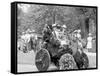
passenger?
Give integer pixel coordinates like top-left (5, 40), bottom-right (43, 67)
top-left (51, 23), bottom-right (61, 47)
top-left (42, 24), bottom-right (51, 42)
top-left (76, 30), bottom-right (81, 39)
top-left (52, 23), bottom-right (58, 39)
top-left (76, 30), bottom-right (83, 54)
top-left (62, 25), bottom-right (66, 34)
top-left (73, 30), bottom-right (78, 38)
top-left (60, 25), bottom-right (68, 46)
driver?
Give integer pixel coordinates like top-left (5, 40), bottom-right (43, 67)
top-left (42, 24), bottom-right (51, 42)
top-left (52, 23), bottom-right (63, 40)
top-left (52, 24), bottom-right (69, 46)
top-left (76, 30), bottom-right (83, 54)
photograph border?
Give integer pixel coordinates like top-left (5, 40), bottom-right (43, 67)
top-left (11, 1), bottom-right (98, 74)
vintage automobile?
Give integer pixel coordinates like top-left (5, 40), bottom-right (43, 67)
top-left (35, 24), bottom-right (89, 71)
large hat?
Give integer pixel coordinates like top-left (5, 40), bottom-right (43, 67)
top-left (89, 33), bottom-right (92, 36)
top-left (62, 25), bottom-right (67, 28)
top-left (77, 29), bottom-right (81, 33)
top-left (74, 30), bottom-right (78, 33)
top-left (52, 23), bottom-right (57, 27)
top-left (57, 24), bottom-right (61, 27)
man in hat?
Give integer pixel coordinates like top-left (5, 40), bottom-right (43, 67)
top-left (77, 29), bottom-right (81, 39)
top-left (59, 24), bottom-right (69, 46)
top-left (62, 25), bottom-right (66, 31)
top-left (42, 24), bottom-right (52, 42)
top-left (73, 30), bottom-right (89, 69)
top-left (52, 23), bottom-right (58, 39)
top-left (76, 29), bottom-right (83, 54)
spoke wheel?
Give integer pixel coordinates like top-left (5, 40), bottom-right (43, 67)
top-left (35, 48), bottom-right (50, 71)
top-left (59, 53), bottom-right (76, 70)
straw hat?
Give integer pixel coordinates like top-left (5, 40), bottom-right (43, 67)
top-left (62, 25), bottom-right (67, 28)
top-left (52, 23), bottom-right (56, 27)
top-left (89, 33), bottom-right (92, 36)
top-left (77, 29), bottom-right (81, 33)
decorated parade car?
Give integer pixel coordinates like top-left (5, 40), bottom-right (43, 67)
top-left (35, 24), bottom-right (89, 71)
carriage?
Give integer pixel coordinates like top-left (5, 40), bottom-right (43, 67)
top-left (35, 24), bottom-right (89, 71)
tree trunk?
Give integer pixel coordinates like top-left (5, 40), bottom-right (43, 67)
top-left (80, 15), bottom-right (88, 39)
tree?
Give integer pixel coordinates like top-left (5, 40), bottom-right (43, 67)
top-left (17, 4), bottom-right (96, 39)
top-left (75, 7), bottom-right (97, 38)
top-left (18, 4), bottom-right (79, 35)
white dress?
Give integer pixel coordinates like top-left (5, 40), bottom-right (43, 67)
top-left (87, 36), bottom-right (92, 49)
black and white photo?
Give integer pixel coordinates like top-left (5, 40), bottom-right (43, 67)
top-left (11, 2), bottom-right (98, 74)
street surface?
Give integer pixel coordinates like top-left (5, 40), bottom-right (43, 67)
top-left (17, 50), bottom-right (96, 72)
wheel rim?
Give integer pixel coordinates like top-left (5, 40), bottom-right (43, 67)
top-left (59, 53), bottom-right (76, 70)
top-left (35, 48), bottom-right (50, 71)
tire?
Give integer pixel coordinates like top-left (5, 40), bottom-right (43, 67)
top-left (59, 53), bottom-right (76, 70)
top-left (73, 51), bottom-right (89, 69)
top-left (81, 52), bottom-right (89, 69)
top-left (35, 48), bottom-right (50, 71)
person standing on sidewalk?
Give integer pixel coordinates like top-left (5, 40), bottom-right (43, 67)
top-left (87, 33), bottom-right (92, 52)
